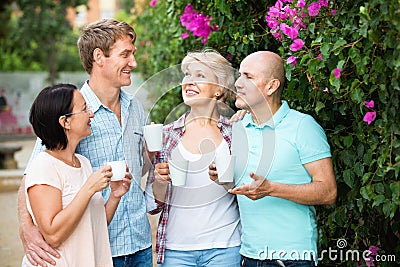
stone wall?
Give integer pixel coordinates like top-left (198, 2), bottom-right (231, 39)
top-left (0, 71), bottom-right (149, 136)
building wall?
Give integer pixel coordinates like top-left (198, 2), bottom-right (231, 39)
top-left (0, 72), bottom-right (149, 136)
top-left (67, 0), bottom-right (117, 28)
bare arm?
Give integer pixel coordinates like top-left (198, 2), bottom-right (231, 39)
top-left (229, 157), bottom-right (337, 205)
top-left (18, 175), bottom-right (59, 266)
top-left (28, 166), bottom-right (111, 248)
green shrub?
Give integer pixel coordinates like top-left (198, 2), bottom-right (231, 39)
top-left (133, 1), bottom-right (399, 265)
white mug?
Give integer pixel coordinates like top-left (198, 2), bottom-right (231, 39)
top-left (143, 123), bottom-right (163, 152)
top-left (214, 155), bottom-right (236, 183)
top-left (168, 159), bottom-right (189, 186)
top-left (106, 160), bottom-right (126, 181)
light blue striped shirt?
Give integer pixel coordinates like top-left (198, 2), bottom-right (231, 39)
top-left (27, 81), bottom-right (152, 257)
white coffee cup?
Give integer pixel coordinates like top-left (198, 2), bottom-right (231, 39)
top-left (143, 123), bottom-right (163, 152)
top-left (168, 159), bottom-right (189, 186)
top-left (214, 155), bottom-right (236, 183)
top-left (107, 160), bottom-right (126, 181)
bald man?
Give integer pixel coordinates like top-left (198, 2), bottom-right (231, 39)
top-left (210, 51), bottom-right (337, 266)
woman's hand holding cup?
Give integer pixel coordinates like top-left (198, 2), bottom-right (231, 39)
top-left (110, 164), bottom-right (132, 198)
top-left (155, 162), bottom-right (171, 184)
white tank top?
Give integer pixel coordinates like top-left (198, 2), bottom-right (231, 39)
top-left (165, 139), bottom-right (241, 250)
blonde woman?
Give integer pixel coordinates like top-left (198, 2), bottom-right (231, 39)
top-left (149, 49), bottom-right (241, 266)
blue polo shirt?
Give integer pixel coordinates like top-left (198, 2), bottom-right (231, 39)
top-left (231, 101), bottom-right (331, 263)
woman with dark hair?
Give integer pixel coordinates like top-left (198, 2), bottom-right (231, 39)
top-left (22, 84), bottom-right (131, 267)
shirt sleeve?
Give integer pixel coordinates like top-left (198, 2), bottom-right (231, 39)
top-left (296, 115), bottom-right (332, 164)
top-left (25, 153), bottom-right (62, 191)
top-left (24, 137), bottom-right (45, 175)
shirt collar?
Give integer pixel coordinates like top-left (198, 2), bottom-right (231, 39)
top-left (242, 100), bottom-right (290, 129)
top-left (80, 81), bottom-right (134, 113)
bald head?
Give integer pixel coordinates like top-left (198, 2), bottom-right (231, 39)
top-left (243, 51), bottom-right (285, 94)
top-left (247, 51), bottom-right (284, 82)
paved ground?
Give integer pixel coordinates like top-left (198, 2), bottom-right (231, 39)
top-left (0, 191), bottom-right (23, 267)
top-left (0, 137), bottom-right (34, 267)
top-left (0, 137), bottom-right (159, 266)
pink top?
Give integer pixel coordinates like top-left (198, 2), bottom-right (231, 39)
top-left (22, 152), bottom-right (112, 267)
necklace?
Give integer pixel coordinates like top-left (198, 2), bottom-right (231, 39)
top-left (72, 155), bottom-right (76, 167)
top-left (47, 150), bottom-right (77, 167)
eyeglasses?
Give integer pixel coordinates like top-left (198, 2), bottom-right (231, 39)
top-left (62, 107), bottom-right (93, 118)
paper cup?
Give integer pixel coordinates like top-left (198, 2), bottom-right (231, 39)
top-left (214, 155), bottom-right (236, 183)
top-left (168, 159), bottom-right (189, 186)
top-left (143, 123), bottom-right (163, 152)
top-left (107, 160), bottom-right (126, 181)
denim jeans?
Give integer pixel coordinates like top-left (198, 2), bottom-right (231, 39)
top-left (159, 246), bottom-right (241, 266)
top-left (112, 246), bottom-right (153, 267)
top-left (241, 256), bottom-right (315, 267)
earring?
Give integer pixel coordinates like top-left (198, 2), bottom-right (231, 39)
top-left (215, 92), bottom-right (220, 97)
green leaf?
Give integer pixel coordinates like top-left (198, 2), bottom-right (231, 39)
top-left (227, 46), bottom-right (235, 55)
top-left (360, 185), bottom-right (374, 201)
top-left (362, 172), bottom-right (372, 185)
top-left (390, 182), bottom-right (400, 200)
top-left (343, 135), bottom-right (353, 147)
top-left (315, 101), bottom-right (325, 114)
top-left (373, 183), bottom-right (385, 194)
top-left (321, 42), bottom-right (330, 56)
top-left (354, 162), bottom-right (364, 177)
top-left (333, 39), bottom-right (347, 51)
top-left (372, 194), bottom-right (386, 207)
top-left (350, 88), bottom-right (364, 102)
top-left (343, 169), bottom-right (355, 188)
top-left (308, 22), bottom-right (315, 34)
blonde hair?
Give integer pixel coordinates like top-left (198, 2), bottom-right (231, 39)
top-left (181, 49), bottom-right (235, 115)
top-left (77, 19), bottom-right (136, 74)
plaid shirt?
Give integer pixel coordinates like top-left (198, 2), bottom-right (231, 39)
top-left (148, 112), bottom-right (232, 264)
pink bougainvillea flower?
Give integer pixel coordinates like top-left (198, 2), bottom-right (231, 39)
top-left (333, 68), bottom-right (341, 78)
top-left (317, 53), bottom-right (323, 60)
top-left (323, 87), bottom-right (329, 93)
top-left (180, 32), bottom-right (189, 39)
top-left (289, 38), bottom-right (304, 51)
top-left (364, 100), bottom-right (374, 108)
top-left (267, 17), bottom-right (280, 30)
top-left (180, 4), bottom-right (217, 44)
top-left (272, 31), bottom-right (284, 42)
top-left (369, 246), bottom-right (379, 256)
top-left (150, 0), bottom-right (157, 7)
top-left (331, 9), bottom-right (337, 16)
top-left (286, 56), bottom-right (297, 67)
top-left (365, 256), bottom-right (375, 267)
top-left (226, 54), bottom-right (233, 61)
top-left (297, 0), bottom-right (306, 8)
top-left (319, 0), bottom-right (328, 7)
top-left (363, 111), bottom-right (376, 125)
top-left (268, 6), bottom-right (281, 18)
top-left (308, 2), bottom-right (321, 16)
top-left (283, 5), bottom-right (297, 19)
top-left (280, 23), bottom-right (298, 39)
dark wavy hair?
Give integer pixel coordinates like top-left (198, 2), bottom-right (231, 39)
top-left (29, 84), bottom-right (77, 150)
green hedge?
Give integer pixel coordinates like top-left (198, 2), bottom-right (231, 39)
top-left (133, 0), bottom-right (399, 265)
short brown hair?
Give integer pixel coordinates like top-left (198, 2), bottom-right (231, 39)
top-left (77, 19), bottom-right (136, 74)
